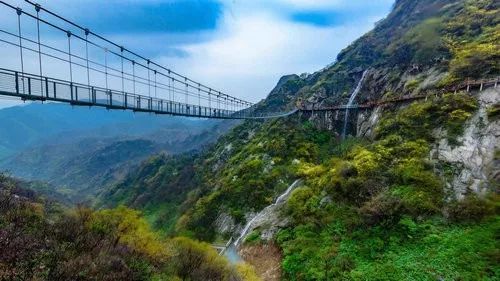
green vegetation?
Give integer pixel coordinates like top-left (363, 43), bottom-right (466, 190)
top-left (487, 103), bottom-right (500, 121)
top-left (0, 175), bottom-right (258, 280)
top-left (98, 153), bottom-right (200, 235)
top-left (376, 93), bottom-right (478, 144)
top-left (275, 94), bottom-right (498, 280)
top-left (445, 0), bottom-right (500, 81)
top-left (176, 118), bottom-right (339, 241)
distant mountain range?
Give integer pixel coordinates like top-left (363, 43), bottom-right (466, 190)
top-left (0, 102), bottom-right (238, 201)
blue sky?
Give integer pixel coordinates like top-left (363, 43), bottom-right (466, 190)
top-left (0, 0), bottom-right (394, 107)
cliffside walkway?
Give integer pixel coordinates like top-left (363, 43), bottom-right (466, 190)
top-left (298, 77), bottom-right (499, 113)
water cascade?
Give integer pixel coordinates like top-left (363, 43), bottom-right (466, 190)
top-left (233, 179), bottom-right (302, 247)
top-left (341, 70), bottom-right (368, 139)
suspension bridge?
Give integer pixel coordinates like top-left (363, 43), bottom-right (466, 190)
top-left (0, 1), bottom-right (296, 119)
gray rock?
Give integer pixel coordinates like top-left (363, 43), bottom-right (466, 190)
top-left (431, 87), bottom-right (500, 199)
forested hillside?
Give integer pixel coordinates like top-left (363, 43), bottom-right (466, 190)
top-left (97, 0), bottom-right (499, 279)
top-left (0, 103), bottom-right (236, 202)
top-left (1, 0), bottom-right (498, 280)
top-left (0, 174), bottom-right (259, 280)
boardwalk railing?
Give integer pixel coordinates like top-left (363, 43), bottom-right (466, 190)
top-left (0, 68), bottom-right (248, 119)
top-left (299, 76), bottom-right (499, 112)
top-left (0, 68), bottom-right (298, 120)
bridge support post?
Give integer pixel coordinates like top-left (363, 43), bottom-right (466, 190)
top-left (15, 72), bottom-right (19, 94)
top-left (70, 83), bottom-right (73, 100)
top-left (53, 81), bottom-right (56, 98)
top-left (27, 77), bottom-right (31, 96)
top-left (45, 77), bottom-right (49, 98)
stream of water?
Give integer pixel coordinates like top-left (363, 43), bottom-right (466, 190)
top-left (223, 179), bottom-right (302, 263)
top-left (233, 179), bottom-right (302, 247)
top-left (342, 70), bottom-right (368, 139)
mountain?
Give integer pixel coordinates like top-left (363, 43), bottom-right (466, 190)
top-left (97, 0), bottom-right (499, 280)
top-left (0, 102), bottom-right (220, 158)
top-left (0, 102), bottom-right (238, 201)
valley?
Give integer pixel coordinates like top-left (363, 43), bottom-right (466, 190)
top-left (0, 0), bottom-right (499, 280)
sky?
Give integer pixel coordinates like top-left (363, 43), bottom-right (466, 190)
top-left (0, 0), bottom-right (394, 108)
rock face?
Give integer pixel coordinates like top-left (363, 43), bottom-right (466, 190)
top-left (356, 87), bottom-right (499, 199)
top-left (357, 107), bottom-right (382, 139)
top-left (235, 180), bottom-right (302, 244)
top-left (215, 212), bottom-right (237, 235)
top-left (431, 87), bottom-right (500, 199)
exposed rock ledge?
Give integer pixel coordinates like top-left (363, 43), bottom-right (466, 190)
top-left (431, 88), bottom-right (499, 199)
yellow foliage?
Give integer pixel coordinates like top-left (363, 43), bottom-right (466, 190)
top-left (351, 147), bottom-right (381, 177)
top-left (297, 162), bottom-right (326, 178)
top-left (236, 263), bottom-right (261, 281)
top-left (89, 206), bottom-right (172, 260)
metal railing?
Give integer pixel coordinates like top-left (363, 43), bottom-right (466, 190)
top-left (0, 68), bottom-right (298, 119)
top-left (0, 68), bottom-right (243, 119)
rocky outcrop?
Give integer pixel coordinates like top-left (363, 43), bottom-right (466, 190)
top-left (215, 212), bottom-right (237, 235)
top-left (431, 87), bottom-right (500, 199)
top-left (357, 107), bottom-right (382, 139)
top-left (235, 180), bottom-right (302, 245)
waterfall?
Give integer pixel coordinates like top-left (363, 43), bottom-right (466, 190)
top-left (342, 70), bottom-right (368, 139)
top-left (233, 179), bottom-right (302, 247)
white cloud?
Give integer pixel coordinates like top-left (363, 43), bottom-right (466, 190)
top-left (275, 0), bottom-right (351, 9)
top-left (250, 0), bottom-right (394, 11)
top-left (156, 9), bottom-right (383, 103)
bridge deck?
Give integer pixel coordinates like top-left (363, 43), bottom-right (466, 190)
top-left (0, 69), bottom-right (252, 119)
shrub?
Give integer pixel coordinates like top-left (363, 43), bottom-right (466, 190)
top-left (359, 191), bottom-right (402, 225)
top-left (487, 104), bottom-right (500, 121)
top-left (447, 194), bottom-right (496, 222)
top-left (244, 230), bottom-right (261, 244)
top-left (405, 79), bottom-right (420, 91)
top-left (449, 41), bottom-right (500, 79)
top-left (287, 187), bottom-right (321, 222)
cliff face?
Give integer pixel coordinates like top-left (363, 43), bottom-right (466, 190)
top-left (432, 87), bottom-right (499, 199)
top-left (356, 86), bottom-right (499, 200)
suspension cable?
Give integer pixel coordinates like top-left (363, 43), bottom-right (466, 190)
top-left (120, 47), bottom-right (124, 94)
top-left (0, 1), bottom-right (256, 112)
top-left (208, 89), bottom-right (212, 114)
top-left (104, 48), bottom-right (108, 89)
top-left (147, 60), bottom-right (151, 98)
top-left (84, 28), bottom-right (90, 88)
top-left (184, 78), bottom-right (188, 106)
top-left (35, 4), bottom-right (42, 92)
top-left (154, 70), bottom-right (157, 99)
top-left (16, 8), bottom-right (24, 93)
top-left (16, 8), bottom-right (23, 74)
top-left (67, 31), bottom-right (72, 83)
top-left (132, 60), bottom-right (136, 95)
top-left (20, 0), bottom-right (253, 106)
